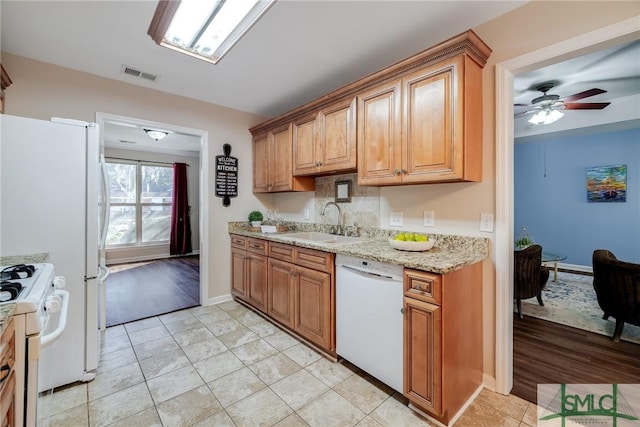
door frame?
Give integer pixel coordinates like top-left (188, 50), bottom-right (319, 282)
top-left (494, 16), bottom-right (640, 395)
top-left (95, 112), bottom-right (210, 306)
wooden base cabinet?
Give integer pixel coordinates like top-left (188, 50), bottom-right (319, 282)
top-left (294, 265), bottom-right (332, 350)
top-left (267, 258), bottom-right (296, 330)
top-left (403, 262), bottom-right (482, 425)
top-left (232, 235), bottom-right (336, 354)
top-left (0, 317), bottom-right (15, 427)
top-left (230, 236), bottom-right (268, 312)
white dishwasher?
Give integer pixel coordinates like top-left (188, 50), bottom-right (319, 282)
top-left (336, 254), bottom-right (404, 393)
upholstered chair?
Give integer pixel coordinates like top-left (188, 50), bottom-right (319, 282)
top-left (514, 244), bottom-right (550, 318)
top-left (592, 249), bottom-right (640, 342)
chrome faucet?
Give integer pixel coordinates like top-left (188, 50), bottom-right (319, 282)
top-left (321, 201), bottom-right (342, 235)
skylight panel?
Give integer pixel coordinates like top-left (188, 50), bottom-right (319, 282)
top-left (148, 0), bottom-right (276, 64)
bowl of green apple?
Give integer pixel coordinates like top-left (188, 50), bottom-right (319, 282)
top-left (389, 232), bottom-right (434, 251)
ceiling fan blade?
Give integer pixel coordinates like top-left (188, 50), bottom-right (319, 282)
top-left (514, 110), bottom-right (535, 118)
top-left (564, 102), bottom-right (611, 110)
top-left (514, 103), bottom-right (530, 107)
top-left (561, 88), bottom-right (606, 102)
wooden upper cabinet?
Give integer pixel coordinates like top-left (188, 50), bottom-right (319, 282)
top-left (357, 80), bottom-right (403, 185)
top-left (293, 97), bottom-right (357, 176)
top-left (251, 30), bottom-right (490, 189)
top-left (358, 54), bottom-right (483, 186)
top-left (1, 64), bottom-right (12, 115)
top-left (253, 124), bottom-right (314, 193)
top-left (252, 133), bottom-right (270, 192)
top-left (292, 113), bottom-right (319, 175)
top-left (271, 123), bottom-right (295, 192)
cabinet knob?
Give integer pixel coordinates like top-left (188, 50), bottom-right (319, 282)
top-left (400, 308), bottom-right (406, 315)
top-left (393, 168), bottom-right (400, 176)
top-left (401, 169), bottom-right (407, 174)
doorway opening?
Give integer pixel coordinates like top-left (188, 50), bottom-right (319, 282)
top-left (494, 17), bottom-right (639, 395)
top-left (96, 112), bottom-right (209, 327)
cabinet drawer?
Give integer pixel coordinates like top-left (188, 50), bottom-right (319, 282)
top-left (247, 238), bottom-right (268, 256)
top-left (269, 242), bottom-right (295, 263)
top-left (295, 247), bottom-right (334, 273)
top-left (230, 234), bottom-right (247, 249)
top-left (404, 269), bottom-right (441, 305)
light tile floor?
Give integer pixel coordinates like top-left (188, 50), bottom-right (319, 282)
top-left (38, 301), bottom-right (537, 427)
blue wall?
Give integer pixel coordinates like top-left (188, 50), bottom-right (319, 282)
top-left (515, 127), bottom-right (640, 267)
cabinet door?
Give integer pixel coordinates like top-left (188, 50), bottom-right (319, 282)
top-left (267, 258), bottom-right (296, 329)
top-left (246, 254), bottom-right (268, 312)
top-left (404, 297), bottom-right (442, 415)
top-left (357, 80), bottom-right (402, 185)
top-left (318, 97), bottom-right (357, 173)
top-left (402, 56), bottom-right (462, 183)
top-left (253, 133), bottom-right (270, 192)
top-left (293, 113), bottom-right (320, 176)
top-left (231, 247), bottom-right (247, 299)
top-left (294, 265), bottom-right (332, 351)
top-left (270, 123), bottom-right (294, 192)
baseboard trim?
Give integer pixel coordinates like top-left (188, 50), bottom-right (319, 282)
top-left (208, 293), bottom-right (233, 306)
top-left (107, 251), bottom-right (200, 266)
top-left (482, 374), bottom-right (497, 393)
top-left (408, 385), bottom-right (483, 426)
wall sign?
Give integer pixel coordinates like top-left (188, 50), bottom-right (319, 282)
top-left (215, 143), bottom-right (238, 206)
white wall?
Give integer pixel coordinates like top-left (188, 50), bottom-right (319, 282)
top-left (1, 53), bottom-right (270, 304)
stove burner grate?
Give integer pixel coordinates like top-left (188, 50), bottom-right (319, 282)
top-left (1, 264), bottom-right (35, 280)
top-left (0, 280), bottom-right (24, 302)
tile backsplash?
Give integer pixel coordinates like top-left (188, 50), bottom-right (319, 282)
top-left (313, 173), bottom-right (380, 228)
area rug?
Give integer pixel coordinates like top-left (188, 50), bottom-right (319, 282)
top-left (520, 271), bottom-right (640, 345)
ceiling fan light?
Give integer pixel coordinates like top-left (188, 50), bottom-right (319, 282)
top-left (528, 109), bottom-right (564, 125)
top-left (545, 109), bottom-right (564, 124)
top-left (144, 129), bottom-right (169, 141)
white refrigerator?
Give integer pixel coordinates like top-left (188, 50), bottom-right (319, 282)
top-left (0, 114), bottom-right (107, 391)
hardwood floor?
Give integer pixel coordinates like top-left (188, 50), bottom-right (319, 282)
top-left (512, 314), bottom-right (640, 403)
top-left (106, 256), bottom-right (200, 327)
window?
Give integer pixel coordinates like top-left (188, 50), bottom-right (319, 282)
top-left (147, 0), bottom-right (276, 64)
top-left (106, 160), bottom-right (173, 246)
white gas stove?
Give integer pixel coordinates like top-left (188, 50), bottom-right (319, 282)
top-left (0, 263), bottom-right (69, 427)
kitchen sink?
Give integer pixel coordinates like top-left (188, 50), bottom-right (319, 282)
top-left (284, 231), bottom-right (372, 246)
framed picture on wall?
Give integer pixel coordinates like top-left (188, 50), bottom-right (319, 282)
top-left (586, 164), bottom-right (627, 203)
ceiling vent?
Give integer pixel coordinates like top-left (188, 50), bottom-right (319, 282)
top-left (121, 65), bottom-right (158, 82)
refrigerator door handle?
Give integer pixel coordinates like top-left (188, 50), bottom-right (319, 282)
top-left (99, 154), bottom-right (110, 253)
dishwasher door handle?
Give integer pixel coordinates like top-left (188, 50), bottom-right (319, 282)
top-left (338, 264), bottom-right (399, 281)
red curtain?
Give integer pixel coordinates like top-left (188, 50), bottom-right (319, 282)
top-left (170, 163), bottom-right (192, 255)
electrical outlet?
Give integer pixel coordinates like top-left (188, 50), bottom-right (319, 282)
top-left (304, 208), bottom-right (310, 220)
top-left (480, 213), bottom-right (494, 232)
top-left (390, 212), bottom-right (403, 227)
top-left (423, 211), bottom-right (435, 227)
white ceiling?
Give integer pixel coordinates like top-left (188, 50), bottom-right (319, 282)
top-left (513, 39), bottom-right (640, 139)
top-left (0, 0), bottom-right (526, 119)
top-left (2, 1), bottom-right (637, 150)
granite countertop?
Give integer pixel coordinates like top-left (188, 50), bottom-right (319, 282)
top-left (229, 222), bottom-right (488, 274)
top-left (0, 303), bottom-right (16, 334)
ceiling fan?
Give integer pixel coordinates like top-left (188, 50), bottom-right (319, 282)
top-left (514, 81), bottom-right (611, 125)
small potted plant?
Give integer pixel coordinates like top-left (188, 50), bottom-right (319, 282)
top-left (248, 210), bottom-right (264, 227)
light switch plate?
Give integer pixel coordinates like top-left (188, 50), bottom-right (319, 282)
top-left (480, 213), bottom-right (494, 232)
top-left (304, 208), bottom-right (310, 220)
top-left (423, 211), bottom-right (434, 227)
top-left (390, 212), bottom-right (403, 227)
